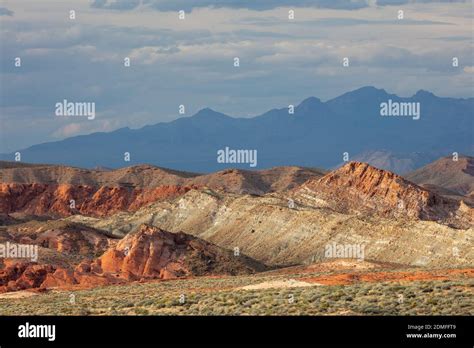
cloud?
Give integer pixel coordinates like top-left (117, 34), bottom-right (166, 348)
top-left (240, 16), bottom-right (453, 27)
top-left (89, 0), bottom-right (470, 12)
top-left (51, 119), bottom-right (123, 139)
top-left (376, 0), bottom-right (468, 5)
top-left (90, 0), bottom-right (369, 12)
top-left (0, 0), bottom-right (472, 152)
top-left (147, 0), bottom-right (369, 11)
top-left (0, 7), bottom-right (13, 16)
top-left (91, 0), bottom-right (141, 10)
top-left (51, 123), bottom-right (84, 138)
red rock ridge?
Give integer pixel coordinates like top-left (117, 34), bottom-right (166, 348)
top-left (0, 183), bottom-right (196, 217)
top-left (298, 162), bottom-right (472, 227)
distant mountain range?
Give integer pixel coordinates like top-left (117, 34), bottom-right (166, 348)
top-left (1, 86), bottom-right (472, 173)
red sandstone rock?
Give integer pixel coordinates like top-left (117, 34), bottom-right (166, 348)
top-left (0, 224), bottom-right (264, 293)
top-left (298, 162), bottom-right (473, 227)
top-left (0, 183), bottom-right (194, 217)
top-left (0, 262), bottom-right (55, 293)
top-left (41, 268), bottom-right (77, 288)
top-left (94, 224), bottom-right (265, 280)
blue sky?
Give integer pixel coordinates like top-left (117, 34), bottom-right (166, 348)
top-left (0, 0), bottom-right (473, 151)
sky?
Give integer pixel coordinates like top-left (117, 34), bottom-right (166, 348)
top-left (0, 0), bottom-right (473, 152)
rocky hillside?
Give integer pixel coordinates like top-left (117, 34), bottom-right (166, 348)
top-left (405, 155), bottom-right (474, 199)
top-left (1, 160), bottom-right (472, 283)
top-left (94, 224), bottom-right (266, 280)
top-left (0, 161), bottom-right (324, 192)
top-left (0, 220), bottom-right (114, 257)
top-left (0, 183), bottom-right (195, 217)
top-left (0, 162), bottom-right (324, 217)
top-left (67, 187), bottom-right (474, 268)
top-left (192, 166), bottom-right (325, 195)
top-left (297, 162), bottom-right (471, 228)
top-left (0, 162), bottom-right (197, 186)
top-left (0, 224), bottom-right (265, 293)
top-left (344, 150), bottom-right (429, 174)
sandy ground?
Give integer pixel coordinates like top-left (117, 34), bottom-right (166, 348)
top-left (0, 290), bottom-right (39, 299)
top-left (300, 268), bottom-right (474, 285)
top-left (240, 278), bottom-right (320, 290)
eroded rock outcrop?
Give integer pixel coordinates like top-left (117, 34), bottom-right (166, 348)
top-left (93, 224), bottom-right (266, 280)
top-left (0, 183), bottom-right (194, 217)
top-left (3, 221), bottom-right (114, 256)
top-left (0, 261), bottom-right (54, 293)
top-left (297, 162), bottom-right (473, 228)
top-left (0, 224), bottom-right (265, 293)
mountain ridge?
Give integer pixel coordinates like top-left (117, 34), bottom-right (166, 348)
top-left (406, 155), bottom-right (474, 200)
top-left (1, 86), bottom-right (472, 173)
top-left (295, 161), bottom-right (472, 228)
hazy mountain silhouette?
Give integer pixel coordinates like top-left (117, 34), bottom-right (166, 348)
top-left (1, 86), bottom-right (472, 172)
